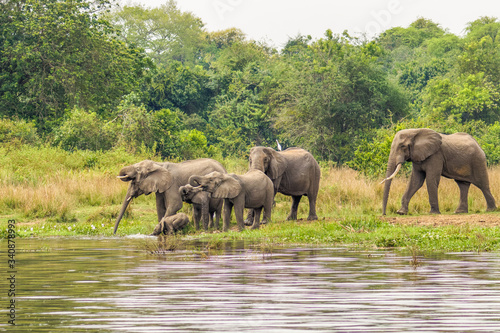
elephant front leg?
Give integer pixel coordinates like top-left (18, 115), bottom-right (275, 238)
top-left (233, 198), bottom-right (245, 232)
top-left (287, 195), bottom-right (301, 220)
top-left (155, 193), bottom-right (166, 222)
top-left (398, 169), bottom-right (425, 215)
top-left (425, 173), bottom-right (441, 214)
top-left (455, 180), bottom-right (470, 213)
top-left (222, 199), bottom-right (233, 232)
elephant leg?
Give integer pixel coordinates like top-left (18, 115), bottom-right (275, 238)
top-left (287, 195), bottom-right (302, 220)
top-left (251, 207), bottom-right (262, 230)
top-left (214, 209), bottom-right (221, 230)
top-left (244, 209), bottom-right (254, 226)
top-left (222, 199), bottom-right (233, 232)
top-left (234, 199), bottom-right (245, 232)
top-left (455, 180), bottom-right (470, 213)
top-left (307, 193), bottom-right (318, 221)
top-left (193, 207), bottom-right (201, 230)
top-left (155, 193), bottom-right (166, 223)
top-left (398, 169), bottom-right (425, 215)
top-left (425, 171), bottom-right (441, 214)
top-left (208, 212), bottom-right (214, 229)
top-left (472, 179), bottom-right (497, 212)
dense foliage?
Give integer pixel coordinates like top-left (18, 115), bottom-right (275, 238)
top-left (1, 0), bottom-right (500, 175)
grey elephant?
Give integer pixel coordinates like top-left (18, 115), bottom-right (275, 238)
top-left (179, 184), bottom-right (222, 231)
top-left (247, 146), bottom-right (320, 221)
top-left (189, 170), bottom-right (274, 231)
top-left (381, 128), bottom-right (496, 215)
top-left (150, 213), bottom-right (190, 235)
top-left (114, 158), bottom-right (226, 234)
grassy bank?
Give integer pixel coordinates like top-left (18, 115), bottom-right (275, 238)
top-left (1, 144), bottom-right (500, 252)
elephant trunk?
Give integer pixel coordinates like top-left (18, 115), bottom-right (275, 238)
top-left (382, 157), bottom-right (401, 215)
top-left (114, 185), bottom-right (134, 234)
top-left (189, 175), bottom-right (202, 187)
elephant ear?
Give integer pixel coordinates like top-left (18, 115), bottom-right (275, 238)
top-left (412, 129), bottom-right (442, 162)
top-left (266, 148), bottom-right (287, 180)
top-left (139, 163), bottom-right (172, 194)
top-left (213, 174), bottom-right (242, 199)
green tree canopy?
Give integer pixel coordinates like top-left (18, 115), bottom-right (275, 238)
top-left (0, 0), bottom-right (149, 129)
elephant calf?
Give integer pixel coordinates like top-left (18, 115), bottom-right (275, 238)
top-left (189, 170), bottom-right (274, 231)
top-left (150, 213), bottom-right (190, 236)
top-left (179, 184), bottom-right (222, 231)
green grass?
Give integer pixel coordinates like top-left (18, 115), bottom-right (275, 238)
top-left (2, 144), bottom-right (500, 253)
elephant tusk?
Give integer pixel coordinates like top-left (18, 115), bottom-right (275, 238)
top-left (380, 163), bottom-right (402, 184)
top-left (117, 175), bottom-right (128, 179)
top-left (126, 196), bottom-right (132, 202)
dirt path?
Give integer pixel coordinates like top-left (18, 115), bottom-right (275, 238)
top-left (381, 213), bottom-right (500, 227)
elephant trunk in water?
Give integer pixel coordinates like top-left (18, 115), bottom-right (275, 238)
top-left (114, 185), bottom-right (134, 234)
top-left (381, 153), bottom-right (403, 215)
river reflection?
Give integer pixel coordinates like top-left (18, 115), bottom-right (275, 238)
top-left (3, 237), bottom-right (500, 332)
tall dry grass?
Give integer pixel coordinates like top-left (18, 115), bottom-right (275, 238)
top-left (2, 147), bottom-right (500, 224)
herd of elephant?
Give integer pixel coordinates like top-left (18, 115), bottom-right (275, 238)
top-left (113, 129), bottom-right (497, 236)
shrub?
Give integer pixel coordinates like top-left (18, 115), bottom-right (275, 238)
top-left (53, 108), bottom-right (117, 151)
top-left (0, 118), bottom-right (40, 145)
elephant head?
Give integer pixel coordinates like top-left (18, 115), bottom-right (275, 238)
top-left (114, 160), bottom-right (172, 234)
top-left (189, 171), bottom-right (242, 199)
top-left (381, 129), bottom-right (442, 215)
top-left (248, 146), bottom-right (287, 180)
top-left (179, 184), bottom-right (206, 204)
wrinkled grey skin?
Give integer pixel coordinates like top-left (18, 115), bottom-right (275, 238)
top-left (150, 213), bottom-right (190, 235)
top-left (179, 184), bottom-right (222, 231)
top-left (382, 128), bottom-right (497, 215)
top-left (247, 146), bottom-right (320, 222)
top-left (114, 158), bottom-right (226, 234)
top-left (189, 170), bottom-right (274, 231)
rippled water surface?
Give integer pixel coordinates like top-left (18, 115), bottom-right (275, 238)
top-left (3, 237), bottom-right (500, 332)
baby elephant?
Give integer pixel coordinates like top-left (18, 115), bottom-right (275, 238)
top-left (189, 170), bottom-right (274, 231)
top-left (179, 184), bottom-right (223, 231)
top-left (150, 213), bottom-right (190, 236)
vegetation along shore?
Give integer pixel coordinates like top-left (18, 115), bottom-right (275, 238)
top-left (2, 1), bottom-right (500, 252)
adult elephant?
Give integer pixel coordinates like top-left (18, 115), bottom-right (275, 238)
top-left (114, 158), bottom-right (226, 234)
top-left (247, 146), bottom-right (320, 221)
top-left (381, 128), bottom-right (496, 215)
top-left (189, 170), bottom-right (274, 231)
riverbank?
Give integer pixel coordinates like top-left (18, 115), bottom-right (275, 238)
top-left (2, 145), bottom-right (500, 252)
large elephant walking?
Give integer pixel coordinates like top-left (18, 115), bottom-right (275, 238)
top-left (114, 158), bottom-right (226, 234)
top-left (381, 128), bottom-right (496, 215)
top-left (248, 146), bottom-right (320, 221)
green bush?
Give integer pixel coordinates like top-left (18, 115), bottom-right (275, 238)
top-left (53, 108), bottom-right (117, 151)
top-left (0, 118), bottom-right (40, 145)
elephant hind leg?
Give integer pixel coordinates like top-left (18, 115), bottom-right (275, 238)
top-left (455, 180), bottom-right (470, 213)
top-left (307, 194), bottom-right (318, 220)
top-left (251, 207), bottom-right (262, 230)
top-left (287, 195), bottom-right (301, 220)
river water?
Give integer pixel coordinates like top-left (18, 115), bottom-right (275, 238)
top-left (2, 237), bottom-right (500, 332)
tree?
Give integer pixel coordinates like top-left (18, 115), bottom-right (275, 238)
top-left (273, 33), bottom-right (408, 162)
top-left (108, 1), bottom-right (206, 64)
top-left (0, 0), bottom-right (149, 129)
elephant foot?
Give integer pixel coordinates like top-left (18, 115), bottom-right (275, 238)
top-left (307, 214), bottom-right (318, 221)
top-left (250, 224), bottom-right (260, 230)
top-left (486, 205), bottom-right (497, 212)
top-left (261, 219), bottom-right (268, 225)
top-left (244, 219), bottom-right (253, 226)
top-left (286, 214), bottom-right (297, 221)
top-left (454, 208), bottom-right (468, 214)
top-left (429, 209), bottom-right (441, 214)
top-left (396, 208), bottom-right (408, 215)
